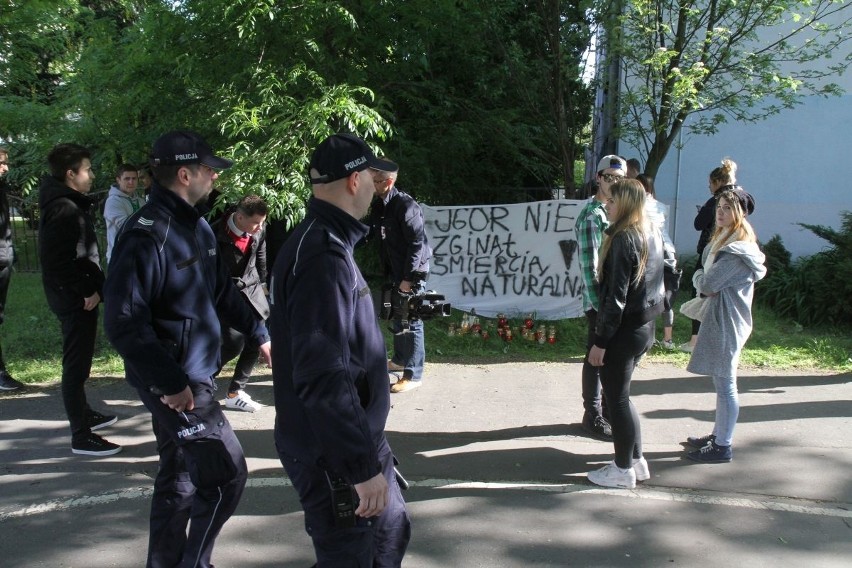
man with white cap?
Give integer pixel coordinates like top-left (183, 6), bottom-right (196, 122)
top-left (574, 155), bottom-right (628, 441)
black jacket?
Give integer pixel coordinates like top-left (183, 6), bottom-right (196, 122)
top-left (270, 197), bottom-right (389, 485)
top-left (694, 184), bottom-right (745, 256)
top-left (366, 186), bottom-right (431, 283)
top-left (104, 184), bottom-right (270, 396)
top-left (211, 214), bottom-right (270, 320)
top-left (38, 176), bottom-right (104, 315)
top-left (594, 225), bottom-right (665, 348)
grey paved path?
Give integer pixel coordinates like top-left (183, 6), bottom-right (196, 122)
top-left (1, 362), bottom-right (850, 567)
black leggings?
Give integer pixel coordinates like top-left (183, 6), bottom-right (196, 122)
top-left (599, 320), bottom-right (654, 469)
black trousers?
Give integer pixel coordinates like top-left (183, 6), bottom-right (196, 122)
top-left (599, 320), bottom-right (654, 469)
top-left (219, 326), bottom-right (260, 393)
top-left (0, 264), bottom-right (10, 371)
top-left (138, 383), bottom-right (248, 568)
top-left (582, 310), bottom-right (609, 418)
top-left (55, 306), bottom-right (99, 442)
top-left (279, 438), bottom-right (411, 567)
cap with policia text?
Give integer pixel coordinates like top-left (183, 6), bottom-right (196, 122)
top-left (150, 130), bottom-right (233, 169)
top-left (309, 133), bottom-right (398, 184)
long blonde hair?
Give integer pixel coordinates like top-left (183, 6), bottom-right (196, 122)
top-left (710, 189), bottom-right (757, 252)
top-left (598, 179), bottom-right (649, 284)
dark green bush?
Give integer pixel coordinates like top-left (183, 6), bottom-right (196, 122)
top-left (756, 212), bottom-right (852, 327)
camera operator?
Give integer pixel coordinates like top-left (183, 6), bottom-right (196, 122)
top-left (367, 162), bottom-right (432, 394)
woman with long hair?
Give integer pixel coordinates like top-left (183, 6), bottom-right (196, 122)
top-left (636, 173), bottom-right (679, 349)
top-left (685, 189), bottom-right (766, 463)
top-left (681, 158), bottom-right (753, 352)
top-left (586, 179), bottom-right (665, 488)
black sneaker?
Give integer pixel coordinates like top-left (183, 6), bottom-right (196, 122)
top-left (87, 409), bottom-right (118, 431)
top-left (582, 412), bottom-right (613, 440)
top-left (686, 433), bottom-right (716, 448)
top-left (71, 433), bottom-right (123, 456)
top-left (687, 440), bottom-right (732, 464)
top-left (0, 371), bottom-right (24, 391)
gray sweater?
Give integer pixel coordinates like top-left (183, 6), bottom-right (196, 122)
top-left (687, 241), bottom-right (766, 377)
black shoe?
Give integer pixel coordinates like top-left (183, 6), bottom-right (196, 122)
top-left (87, 409), bottom-right (118, 431)
top-left (687, 440), bottom-right (732, 463)
top-left (582, 412), bottom-right (613, 440)
top-left (72, 433), bottom-right (122, 456)
top-left (0, 371), bottom-right (24, 391)
top-left (686, 433), bottom-right (716, 448)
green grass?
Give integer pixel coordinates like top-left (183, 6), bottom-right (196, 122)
top-left (399, 299), bottom-right (852, 372)
top-left (4, 272), bottom-right (850, 387)
top-left (3, 272), bottom-right (124, 384)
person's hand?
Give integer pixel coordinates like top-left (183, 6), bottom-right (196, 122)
top-left (258, 341), bottom-right (272, 368)
top-left (161, 386), bottom-right (195, 412)
top-left (587, 345), bottom-right (606, 367)
top-left (398, 280), bottom-right (413, 293)
top-left (354, 473), bottom-right (389, 518)
top-left (83, 292), bottom-right (101, 311)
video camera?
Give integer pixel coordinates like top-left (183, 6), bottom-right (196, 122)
top-left (379, 274), bottom-right (451, 324)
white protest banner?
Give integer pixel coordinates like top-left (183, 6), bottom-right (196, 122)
top-left (422, 199), bottom-right (588, 320)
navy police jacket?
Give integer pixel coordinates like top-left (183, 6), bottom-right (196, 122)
top-left (104, 184), bottom-right (270, 396)
top-left (270, 197), bottom-right (389, 485)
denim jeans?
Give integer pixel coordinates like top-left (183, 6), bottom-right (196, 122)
top-left (391, 318), bottom-right (424, 381)
top-left (582, 310), bottom-right (608, 417)
top-left (712, 375), bottom-right (739, 446)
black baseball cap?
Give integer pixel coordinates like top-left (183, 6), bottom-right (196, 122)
top-left (309, 133), bottom-right (398, 184)
top-left (150, 130), bottom-right (233, 169)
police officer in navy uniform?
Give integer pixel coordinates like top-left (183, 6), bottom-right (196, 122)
top-left (270, 133), bottom-right (411, 566)
top-left (104, 131), bottom-right (271, 568)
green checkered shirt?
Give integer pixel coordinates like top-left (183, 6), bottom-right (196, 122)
top-left (574, 198), bottom-right (609, 312)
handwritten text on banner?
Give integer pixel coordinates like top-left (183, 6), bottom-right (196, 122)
top-left (422, 199), bottom-right (588, 320)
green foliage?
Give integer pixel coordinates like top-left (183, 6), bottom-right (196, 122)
top-left (756, 213), bottom-right (852, 327)
top-left (761, 234), bottom-right (792, 274)
top-left (2, 0), bottom-right (595, 225)
top-left (356, 0), bottom-right (595, 203)
top-left (609, 0), bottom-right (852, 175)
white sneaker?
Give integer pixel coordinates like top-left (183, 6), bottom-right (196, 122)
top-left (678, 342), bottom-right (694, 353)
top-left (588, 461), bottom-right (636, 489)
top-left (633, 457), bottom-right (650, 481)
top-left (224, 391), bottom-right (262, 413)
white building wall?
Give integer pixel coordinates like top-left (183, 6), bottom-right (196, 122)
top-left (614, 4), bottom-right (852, 259)
top-left (621, 91), bottom-right (852, 259)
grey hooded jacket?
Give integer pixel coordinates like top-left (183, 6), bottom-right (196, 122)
top-left (687, 241), bottom-right (767, 377)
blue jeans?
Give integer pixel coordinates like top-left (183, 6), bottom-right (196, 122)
top-left (582, 310), bottom-right (608, 417)
top-left (712, 375), bottom-right (739, 446)
top-left (391, 318), bottom-right (424, 381)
